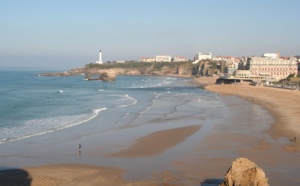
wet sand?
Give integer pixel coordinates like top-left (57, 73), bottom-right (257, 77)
top-left (2, 76), bottom-right (300, 186)
top-left (109, 125), bottom-right (201, 158)
top-left (204, 81), bottom-right (300, 150)
top-left (21, 164), bottom-right (153, 186)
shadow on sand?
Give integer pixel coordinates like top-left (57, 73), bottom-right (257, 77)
top-left (0, 167), bottom-right (31, 186)
top-left (200, 178), bottom-right (224, 186)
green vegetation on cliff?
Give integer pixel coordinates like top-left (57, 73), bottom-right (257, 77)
top-left (86, 62), bottom-right (150, 69)
top-left (85, 61), bottom-right (193, 71)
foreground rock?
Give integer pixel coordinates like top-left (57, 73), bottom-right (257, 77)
top-left (220, 158), bottom-right (269, 186)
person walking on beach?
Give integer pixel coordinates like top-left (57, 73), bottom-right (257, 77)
top-left (78, 144), bottom-right (82, 155)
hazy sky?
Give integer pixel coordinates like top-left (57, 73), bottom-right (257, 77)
top-left (1, 0), bottom-right (299, 69)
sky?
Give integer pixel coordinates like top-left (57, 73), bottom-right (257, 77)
top-left (1, 0), bottom-right (299, 69)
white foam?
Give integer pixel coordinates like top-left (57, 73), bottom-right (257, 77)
top-left (162, 80), bottom-right (171, 84)
top-left (93, 108), bottom-right (107, 114)
top-left (115, 94), bottom-right (137, 108)
top-left (0, 108), bottom-right (107, 144)
top-left (0, 138), bottom-right (10, 144)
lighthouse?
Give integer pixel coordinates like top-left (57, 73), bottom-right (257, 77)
top-left (96, 49), bottom-right (103, 64)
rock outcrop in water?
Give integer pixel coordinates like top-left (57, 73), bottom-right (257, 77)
top-left (220, 158), bottom-right (269, 186)
top-left (99, 72), bottom-right (116, 81)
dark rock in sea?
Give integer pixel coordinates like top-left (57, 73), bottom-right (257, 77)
top-left (220, 158), bottom-right (269, 186)
top-left (99, 72), bottom-right (116, 81)
top-left (84, 72), bottom-right (116, 81)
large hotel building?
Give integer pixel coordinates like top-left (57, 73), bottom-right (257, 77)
top-left (232, 53), bottom-right (298, 82)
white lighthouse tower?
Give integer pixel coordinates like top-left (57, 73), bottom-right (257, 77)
top-left (96, 49), bottom-right (103, 64)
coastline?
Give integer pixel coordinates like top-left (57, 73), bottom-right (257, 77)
top-left (1, 75), bottom-right (300, 185)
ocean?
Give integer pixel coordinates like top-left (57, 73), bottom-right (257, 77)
top-left (0, 70), bottom-right (217, 145)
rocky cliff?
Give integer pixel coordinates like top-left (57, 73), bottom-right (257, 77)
top-left (83, 62), bottom-right (194, 76)
top-left (39, 67), bottom-right (85, 76)
top-left (39, 61), bottom-right (218, 79)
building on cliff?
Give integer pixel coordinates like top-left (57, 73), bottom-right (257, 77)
top-left (140, 55), bottom-right (187, 62)
top-left (194, 52), bottom-right (212, 61)
top-left (156, 55), bottom-right (172, 62)
top-left (173, 56), bottom-right (187, 62)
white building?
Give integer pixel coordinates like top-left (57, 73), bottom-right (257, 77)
top-left (115, 60), bottom-right (125, 63)
top-left (227, 62), bottom-right (239, 75)
top-left (96, 49), bottom-right (103, 64)
top-left (195, 52), bottom-right (212, 61)
top-left (230, 55), bottom-right (298, 82)
top-left (156, 55), bottom-right (172, 62)
top-left (213, 56), bottom-right (240, 62)
top-left (247, 56), bottom-right (298, 79)
top-left (262, 52), bottom-right (279, 59)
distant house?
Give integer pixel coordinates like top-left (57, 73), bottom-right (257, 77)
top-left (156, 55), bottom-right (172, 62)
top-left (194, 52), bottom-right (212, 61)
top-left (115, 60), bottom-right (125, 63)
top-left (226, 62), bottom-right (239, 75)
top-left (213, 56), bottom-right (240, 62)
top-left (173, 56), bottom-right (187, 62)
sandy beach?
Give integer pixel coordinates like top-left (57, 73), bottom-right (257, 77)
top-left (1, 76), bottom-right (300, 186)
top-left (204, 79), bottom-right (300, 150)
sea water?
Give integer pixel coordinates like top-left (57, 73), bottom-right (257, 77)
top-left (0, 70), bottom-right (216, 144)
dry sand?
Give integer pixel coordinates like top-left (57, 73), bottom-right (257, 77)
top-left (2, 76), bottom-right (300, 186)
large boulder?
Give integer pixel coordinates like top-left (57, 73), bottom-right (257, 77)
top-left (220, 158), bottom-right (269, 186)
